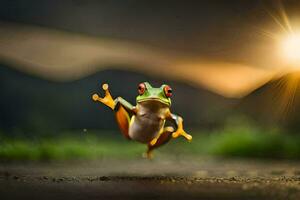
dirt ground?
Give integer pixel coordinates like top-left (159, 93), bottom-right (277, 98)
top-left (0, 156), bottom-right (300, 200)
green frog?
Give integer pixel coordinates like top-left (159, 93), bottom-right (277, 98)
top-left (92, 82), bottom-right (192, 158)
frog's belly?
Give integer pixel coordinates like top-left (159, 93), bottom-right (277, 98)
top-left (128, 116), bottom-right (164, 143)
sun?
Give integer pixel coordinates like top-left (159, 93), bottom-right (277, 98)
top-left (281, 32), bottom-right (300, 64)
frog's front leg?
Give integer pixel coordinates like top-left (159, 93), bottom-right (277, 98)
top-left (92, 83), bottom-right (116, 110)
top-left (168, 113), bottom-right (192, 141)
top-left (149, 112), bottom-right (192, 147)
top-left (92, 83), bottom-right (136, 139)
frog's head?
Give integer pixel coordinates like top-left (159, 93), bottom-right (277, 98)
top-left (136, 82), bottom-right (172, 107)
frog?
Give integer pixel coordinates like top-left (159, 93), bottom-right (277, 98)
top-left (92, 82), bottom-right (192, 158)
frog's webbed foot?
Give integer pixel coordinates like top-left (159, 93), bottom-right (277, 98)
top-left (172, 117), bottom-right (192, 141)
top-left (172, 129), bottom-right (192, 141)
top-left (142, 151), bottom-right (153, 159)
top-left (92, 83), bottom-right (115, 110)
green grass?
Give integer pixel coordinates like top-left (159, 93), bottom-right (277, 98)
top-left (161, 122), bottom-right (300, 159)
top-left (0, 133), bottom-right (145, 161)
top-left (1, 127), bottom-right (300, 161)
top-left (203, 131), bottom-right (300, 159)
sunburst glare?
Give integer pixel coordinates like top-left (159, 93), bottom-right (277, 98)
top-left (263, 1), bottom-right (300, 118)
top-left (281, 32), bottom-right (300, 65)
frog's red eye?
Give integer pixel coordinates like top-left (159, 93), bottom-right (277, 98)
top-left (138, 83), bottom-right (146, 95)
top-left (164, 85), bottom-right (172, 97)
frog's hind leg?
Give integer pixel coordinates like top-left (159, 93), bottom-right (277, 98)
top-left (114, 103), bottom-right (131, 139)
top-left (144, 126), bottom-right (174, 159)
top-left (114, 96), bottom-right (138, 140)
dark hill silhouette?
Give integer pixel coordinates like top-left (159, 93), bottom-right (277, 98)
top-left (237, 72), bottom-right (300, 132)
top-left (0, 64), bottom-right (236, 136)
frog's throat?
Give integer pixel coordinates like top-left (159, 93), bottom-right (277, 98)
top-left (137, 98), bottom-right (170, 106)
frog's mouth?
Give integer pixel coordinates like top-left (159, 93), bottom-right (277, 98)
top-left (137, 98), bottom-right (170, 106)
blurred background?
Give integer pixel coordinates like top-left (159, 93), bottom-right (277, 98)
top-left (1, 0), bottom-right (300, 160)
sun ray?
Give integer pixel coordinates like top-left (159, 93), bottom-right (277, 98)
top-left (266, 9), bottom-right (289, 33)
top-left (255, 27), bottom-right (279, 40)
top-left (278, 0), bottom-right (293, 33)
top-left (278, 75), bottom-right (299, 119)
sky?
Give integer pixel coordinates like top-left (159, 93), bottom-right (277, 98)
top-left (0, 0), bottom-right (300, 97)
